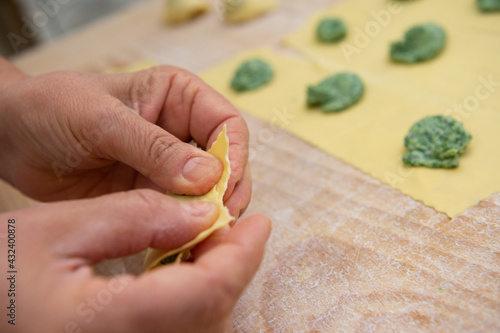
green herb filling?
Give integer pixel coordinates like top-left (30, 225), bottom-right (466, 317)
top-left (390, 23), bottom-right (446, 63)
top-left (307, 72), bottom-right (364, 113)
top-left (160, 253), bottom-right (179, 265)
top-left (316, 18), bottom-right (347, 43)
top-left (231, 59), bottom-right (274, 92)
top-left (478, 0), bottom-right (500, 12)
top-left (403, 115), bottom-right (472, 168)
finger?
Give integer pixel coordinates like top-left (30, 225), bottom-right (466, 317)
top-left (133, 173), bottom-right (169, 193)
top-left (94, 101), bottom-right (223, 195)
top-left (189, 225), bottom-right (231, 258)
top-left (224, 317), bottom-right (233, 333)
top-left (196, 120), bottom-right (250, 209)
top-left (159, 70), bottom-right (250, 211)
top-left (194, 214), bottom-right (271, 294)
top-left (103, 215), bottom-right (271, 333)
top-left (26, 189), bottom-right (219, 263)
top-left (103, 67), bottom-right (250, 202)
top-left (150, 67), bottom-right (250, 205)
top-left (225, 165), bottom-right (252, 219)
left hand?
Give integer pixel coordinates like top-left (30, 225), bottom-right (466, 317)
top-left (0, 65), bottom-right (251, 217)
top-left (0, 190), bottom-right (271, 333)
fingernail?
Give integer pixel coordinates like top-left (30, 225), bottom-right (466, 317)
top-left (181, 201), bottom-right (217, 217)
top-left (182, 156), bottom-right (221, 183)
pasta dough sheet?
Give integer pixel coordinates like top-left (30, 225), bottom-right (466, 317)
top-left (200, 45), bottom-right (500, 217)
top-left (143, 125), bottom-right (234, 271)
top-left (284, 0), bottom-right (500, 101)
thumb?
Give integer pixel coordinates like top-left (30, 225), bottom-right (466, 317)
top-left (25, 189), bottom-right (219, 263)
top-left (97, 107), bottom-right (222, 195)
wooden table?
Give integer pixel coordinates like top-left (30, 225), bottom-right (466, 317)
top-left (4, 0), bottom-right (500, 331)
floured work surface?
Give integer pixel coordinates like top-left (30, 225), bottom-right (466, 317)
top-left (92, 113), bottom-right (500, 332)
top-left (201, 0), bottom-right (500, 217)
top-left (232, 114), bottom-right (500, 332)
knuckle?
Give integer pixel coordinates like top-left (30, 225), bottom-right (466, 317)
top-left (168, 67), bottom-right (202, 93)
top-left (129, 71), bottom-right (156, 109)
top-left (146, 65), bottom-right (198, 90)
top-left (146, 134), bottom-right (183, 174)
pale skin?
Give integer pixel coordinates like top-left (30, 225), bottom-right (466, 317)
top-left (0, 58), bottom-right (271, 332)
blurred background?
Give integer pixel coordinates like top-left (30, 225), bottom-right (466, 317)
top-left (0, 0), bottom-right (143, 57)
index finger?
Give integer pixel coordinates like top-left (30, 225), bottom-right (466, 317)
top-left (137, 67), bottom-right (250, 203)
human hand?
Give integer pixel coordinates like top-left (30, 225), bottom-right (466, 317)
top-left (0, 189), bottom-right (271, 333)
top-left (0, 62), bottom-right (251, 217)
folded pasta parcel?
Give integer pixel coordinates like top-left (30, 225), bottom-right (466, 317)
top-left (143, 124), bottom-right (234, 271)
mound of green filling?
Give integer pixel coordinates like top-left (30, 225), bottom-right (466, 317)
top-left (160, 253), bottom-right (179, 265)
top-left (478, 0), bottom-right (500, 12)
top-left (316, 17), bottom-right (347, 43)
top-left (403, 116), bottom-right (472, 168)
top-left (231, 59), bottom-right (274, 92)
top-left (307, 72), bottom-right (364, 112)
top-left (390, 23), bottom-right (446, 63)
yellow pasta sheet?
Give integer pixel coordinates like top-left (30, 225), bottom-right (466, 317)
top-left (200, 36), bottom-right (500, 216)
top-left (284, 0), bottom-right (500, 100)
top-left (143, 125), bottom-right (234, 270)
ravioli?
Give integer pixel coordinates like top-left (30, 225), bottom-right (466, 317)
top-left (143, 125), bottom-right (234, 270)
top-left (222, 0), bottom-right (277, 23)
top-left (164, 0), bottom-right (210, 24)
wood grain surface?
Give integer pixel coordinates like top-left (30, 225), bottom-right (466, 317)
top-left (235, 114), bottom-right (500, 332)
top-left (2, 0), bottom-right (499, 331)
